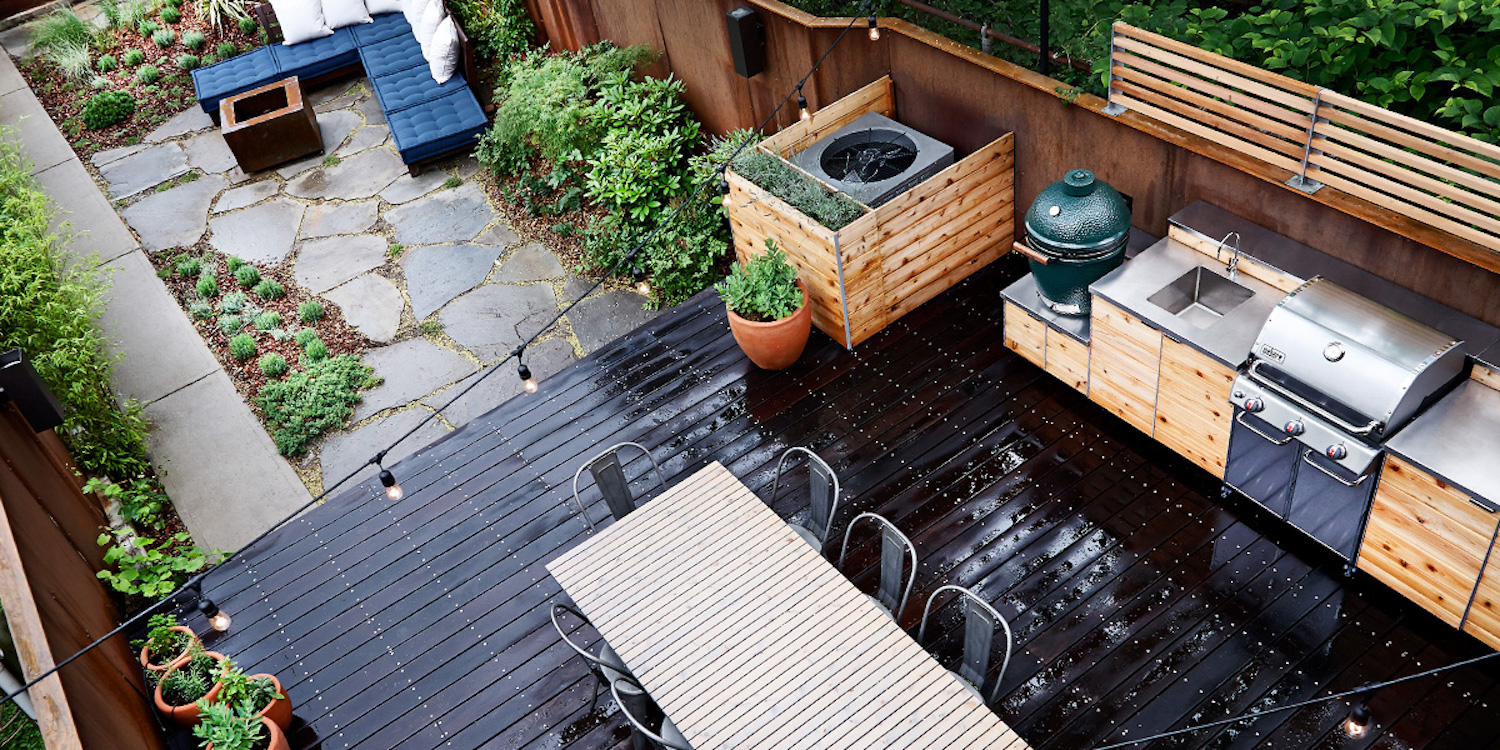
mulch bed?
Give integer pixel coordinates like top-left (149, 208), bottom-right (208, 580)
top-left (18, 1), bottom-right (260, 159)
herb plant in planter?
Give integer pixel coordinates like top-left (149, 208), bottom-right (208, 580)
top-left (215, 661), bottom-right (292, 730)
top-left (192, 702), bottom-right (288, 750)
top-left (154, 644), bottom-right (226, 726)
top-left (716, 239), bottom-right (811, 370)
top-left (134, 613), bottom-right (199, 673)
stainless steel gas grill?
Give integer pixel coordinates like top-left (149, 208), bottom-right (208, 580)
top-left (1224, 277), bottom-right (1468, 561)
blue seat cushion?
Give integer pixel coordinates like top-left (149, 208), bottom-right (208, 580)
top-left (191, 47), bottom-right (280, 116)
top-left (268, 27), bottom-right (359, 79)
top-left (370, 65), bottom-right (468, 112)
top-left (351, 12), bottom-right (411, 45)
top-left (357, 32), bottom-right (426, 77)
top-left (387, 89), bottom-right (488, 164)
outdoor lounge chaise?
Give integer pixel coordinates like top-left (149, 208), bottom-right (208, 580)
top-left (189, 3), bottom-right (486, 174)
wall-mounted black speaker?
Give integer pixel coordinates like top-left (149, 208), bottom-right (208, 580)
top-left (0, 349), bottom-right (64, 433)
top-left (726, 6), bottom-right (765, 78)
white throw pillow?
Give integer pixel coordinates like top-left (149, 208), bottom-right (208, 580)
top-left (427, 15), bottom-right (460, 84)
top-left (269, 0), bottom-right (333, 45)
top-left (401, 0), bottom-right (424, 26)
top-left (415, 0), bottom-right (446, 54)
top-left (366, 0), bottom-right (403, 14)
top-left (322, 0), bottom-right (373, 28)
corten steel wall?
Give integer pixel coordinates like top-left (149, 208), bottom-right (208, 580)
top-left (0, 401), bottom-right (165, 750)
top-left (529, 0), bottom-right (1500, 328)
top-left (0, 0), bottom-right (54, 20)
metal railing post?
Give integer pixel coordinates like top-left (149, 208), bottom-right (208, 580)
top-left (1102, 25), bottom-right (1126, 116)
top-left (1287, 88), bottom-right (1326, 193)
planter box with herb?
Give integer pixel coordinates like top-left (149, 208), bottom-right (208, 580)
top-left (724, 75), bottom-right (1015, 348)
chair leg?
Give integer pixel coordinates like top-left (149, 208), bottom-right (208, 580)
top-left (588, 672), bottom-right (604, 714)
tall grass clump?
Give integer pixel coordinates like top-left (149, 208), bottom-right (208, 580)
top-left (31, 9), bottom-right (98, 80)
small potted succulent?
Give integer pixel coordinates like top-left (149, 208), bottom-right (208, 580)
top-left (215, 661), bottom-right (292, 731)
top-left (135, 613), bottom-right (199, 673)
top-left (717, 238), bottom-right (812, 370)
top-left (192, 702), bottom-right (288, 750)
top-left (154, 643), bottom-right (227, 726)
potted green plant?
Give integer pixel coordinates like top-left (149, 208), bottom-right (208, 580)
top-left (214, 661), bottom-right (292, 731)
top-left (716, 238), bottom-right (812, 370)
top-left (192, 702), bottom-right (288, 750)
top-left (134, 613), bottom-right (199, 673)
top-left (154, 643), bottom-right (226, 726)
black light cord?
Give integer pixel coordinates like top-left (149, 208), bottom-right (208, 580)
top-left (0, 0), bottom-right (876, 709)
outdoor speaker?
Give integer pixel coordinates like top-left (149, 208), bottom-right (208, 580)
top-left (0, 349), bottom-right (64, 433)
top-left (726, 6), bottom-right (766, 78)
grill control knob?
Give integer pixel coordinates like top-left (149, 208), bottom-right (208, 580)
top-left (1243, 398), bottom-right (1264, 413)
top-left (1283, 420), bottom-right (1305, 436)
top-left (1327, 444), bottom-right (1348, 460)
top-left (1323, 342), bottom-right (1345, 362)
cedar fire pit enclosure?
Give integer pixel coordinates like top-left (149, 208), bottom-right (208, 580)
top-left (724, 76), bottom-right (1015, 348)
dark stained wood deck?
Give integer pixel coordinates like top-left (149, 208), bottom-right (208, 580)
top-left (178, 256), bottom-right (1500, 750)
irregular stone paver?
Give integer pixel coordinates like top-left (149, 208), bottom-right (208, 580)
top-left (353, 339), bottom-right (479, 420)
top-left (385, 182), bottom-right (496, 245)
top-left (294, 235), bottom-right (388, 294)
top-left (146, 106), bottom-right (213, 142)
top-left (494, 242), bottom-right (565, 283)
top-left (184, 132), bottom-right (237, 174)
top-left (313, 82), bottom-right (364, 111)
top-left (121, 175), bottom-right (227, 251)
top-left (454, 156), bottom-right (482, 180)
top-left (357, 95), bottom-right (385, 125)
top-left (91, 143), bottom-right (148, 167)
top-left (379, 169), bottom-right (449, 205)
top-left (569, 290), bottom-right (656, 354)
top-left (474, 223), bottom-right (520, 248)
top-left (275, 109), bottom-right (364, 179)
top-left (337, 124), bottom-right (390, 157)
top-left (100, 142), bottom-right (188, 198)
top-left (209, 198), bottom-right (305, 264)
top-left (213, 181), bottom-right (280, 214)
top-left (428, 337), bottom-right (577, 427)
top-left (299, 200), bottom-right (378, 239)
top-left (323, 273), bottom-right (404, 343)
top-left (319, 406), bottom-right (449, 490)
top-left (401, 243), bottom-right (504, 320)
top-left (285, 146), bottom-right (405, 200)
top-left (562, 275), bottom-right (595, 302)
top-left (440, 284), bottom-right (558, 362)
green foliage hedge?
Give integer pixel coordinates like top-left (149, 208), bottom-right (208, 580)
top-left (80, 91), bottom-right (136, 129)
top-left (448, 0), bottom-right (534, 64)
top-left (255, 354), bottom-right (377, 456)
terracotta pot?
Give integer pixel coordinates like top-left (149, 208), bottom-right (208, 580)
top-left (139, 626), bottom-right (199, 673)
top-left (154, 650), bottom-right (227, 726)
top-left (250, 673), bottom-right (294, 731)
top-left (207, 716), bottom-right (288, 750)
top-left (726, 281), bottom-right (812, 370)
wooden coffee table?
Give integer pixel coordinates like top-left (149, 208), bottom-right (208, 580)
top-left (219, 76), bottom-right (323, 173)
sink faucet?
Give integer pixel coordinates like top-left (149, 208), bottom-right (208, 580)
top-left (1221, 232), bottom-right (1243, 280)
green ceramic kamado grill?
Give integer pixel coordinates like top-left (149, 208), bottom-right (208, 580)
top-left (1016, 169), bottom-right (1131, 316)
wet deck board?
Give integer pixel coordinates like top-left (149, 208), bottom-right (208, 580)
top-left (177, 258), bottom-right (1500, 750)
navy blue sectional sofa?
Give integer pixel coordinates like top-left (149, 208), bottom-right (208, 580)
top-left (190, 5), bottom-right (487, 174)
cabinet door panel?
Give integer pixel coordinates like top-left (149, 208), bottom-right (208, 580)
top-left (1088, 299), bottom-right (1162, 434)
top-left (1155, 338), bottom-right (1235, 478)
top-left (1045, 332), bottom-right (1089, 393)
top-left (1003, 301), bottom-right (1045, 368)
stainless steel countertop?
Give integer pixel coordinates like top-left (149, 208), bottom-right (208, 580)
top-left (1386, 380), bottom-right (1500, 509)
top-left (1088, 237), bottom-right (1284, 367)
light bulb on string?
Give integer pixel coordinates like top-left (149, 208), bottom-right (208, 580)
top-left (719, 179), bottom-right (732, 208)
top-left (518, 363), bottom-right (539, 394)
top-left (379, 468), bottom-right (403, 500)
top-left (632, 267), bottom-right (651, 297)
top-left (797, 92), bottom-right (811, 121)
top-left (197, 596), bottom-right (232, 633)
top-left (867, 15), bottom-right (880, 41)
top-left (1344, 703), bottom-right (1371, 738)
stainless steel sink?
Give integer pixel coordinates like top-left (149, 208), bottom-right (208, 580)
top-left (1146, 267), bottom-right (1254, 328)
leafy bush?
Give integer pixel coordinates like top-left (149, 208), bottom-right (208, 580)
top-left (153, 29), bottom-right (177, 48)
top-left (137, 18), bottom-right (159, 36)
top-left (258, 353), bottom-right (288, 377)
top-left (0, 134), bottom-right (149, 478)
top-left (213, 661), bottom-right (282, 717)
top-left (297, 300), bottom-right (324, 323)
top-left (731, 149), bottom-right (865, 230)
top-left (192, 702), bottom-right (265, 750)
top-left (123, 48), bottom-right (146, 66)
top-left (137, 64), bottom-right (161, 84)
top-left (228, 333), bottom-right (256, 360)
top-left (294, 328), bottom-right (319, 348)
top-left (224, 255), bottom-right (244, 273)
top-left (182, 29), bottom-right (205, 49)
top-left (187, 299), bottom-right (212, 320)
top-left (448, 0), bottom-right (534, 63)
top-left (84, 476), bottom-right (169, 529)
top-left (96, 532), bottom-right (220, 600)
top-left (233, 264), bottom-right (259, 288)
top-left (253, 278), bottom-right (285, 299)
top-left (159, 5), bottom-right (181, 23)
top-left (717, 239), bottom-right (803, 322)
top-left (81, 91), bottom-right (137, 129)
top-left (195, 271), bottom-right (218, 297)
top-left (131, 613), bottom-right (191, 668)
top-left (255, 354), bottom-right (377, 456)
top-left (218, 290), bottom-right (250, 313)
top-left (199, 53), bottom-right (217, 66)
top-left (175, 256), bottom-right (202, 276)
top-left (252, 310), bottom-right (280, 330)
top-left (177, 54), bottom-right (200, 70)
top-left (216, 40), bottom-right (236, 59)
top-left (216, 313), bottom-right (243, 334)
top-left (96, 54), bottom-right (118, 72)
top-left (237, 15), bottom-right (259, 34)
top-left (115, 0), bottom-right (150, 30)
top-left (302, 338), bottom-right (328, 361)
top-left (158, 645), bottom-right (217, 705)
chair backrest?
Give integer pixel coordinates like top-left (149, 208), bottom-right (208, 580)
top-left (770, 447), bottom-right (840, 545)
top-left (571, 442), bottom-right (667, 532)
top-left (917, 585), bottom-right (1013, 705)
top-left (550, 603), bottom-right (629, 679)
top-left (611, 679), bottom-right (693, 750)
top-left (838, 512), bottom-right (917, 621)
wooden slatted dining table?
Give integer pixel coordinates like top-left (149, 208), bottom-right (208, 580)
top-left (547, 461), bottom-right (1033, 750)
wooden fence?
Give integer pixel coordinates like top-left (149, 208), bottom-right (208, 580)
top-left (1106, 22), bottom-right (1500, 253)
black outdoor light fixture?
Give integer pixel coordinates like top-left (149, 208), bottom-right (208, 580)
top-left (518, 362), bottom-right (539, 394)
top-left (718, 179), bottom-right (732, 207)
top-left (726, 6), bottom-right (766, 78)
top-left (183, 582), bottom-right (233, 633)
top-left (867, 14), bottom-right (880, 41)
top-left (631, 267), bottom-right (651, 297)
top-left (374, 449), bottom-right (404, 500)
top-left (1344, 702), bottom-right (1372, 738)
top-left (797, 88), bottom-right (811, 121)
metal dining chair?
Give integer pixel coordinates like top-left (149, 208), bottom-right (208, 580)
top-left (767, 446), bottom-right (840, 552)
top-left (917, 584), bottom-right (1013, 705)
top-left (838, 512), bottom-right (917, 622)
top-left (550, 603), bottom-right (633, 712)
top-left (612, 678), bottom-right (693, 750)
top-left (571, 441), bottom-right (667, 532)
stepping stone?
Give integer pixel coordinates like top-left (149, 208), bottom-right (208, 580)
top-left (91, 143), bottom-right (149, 168)
top-left (427, 337), bottom-right (576, 427)
top-left (568, 290), bottom-right (657, 354)
top-left (440, 284), bottom-right (558, 363)
top-left (312, 81), bottom-right (365, 111)
top-left (323, 273), bottom-right (404, 343)
top-left (336, 124), bottom-right (390, 157)
top-left (385, 182), bottom-right (496, 245)
top-left (285, 147), bottom-right (405, 200)
top-left (494, 242), bottom-right (565, 284)
top-left (474, 222), bottom-right (519, 248)
top-left (357, 95), bottom-right (385, 125)
top-left (184, 132), bottom-right (237, 174)
top-left (454, 156), bottom-right (481, 180)
top-left (100, 142), bottom-right (188, 198)
top-left (379, 169), bottom-right (449, 205)
top-left (352, 339), bottom-right (478, 421)
top-left (299, 200), bottom-right (378, 239)
top-left (319, 406), bottom-right (449, 489)
top-left (294, 234), bottom-right (388, 294)
top-left (146, 107), bottom-right (214, 142)
top-left (562, 275), bottom-right (595, 303)
top-left (401, 243), bottom-right (505, 320)
top-left (275, 110), bottom-right (364, 179)
top-left (121, 175), bottom-right (227, 251)
top-left (208, 198), bottom-right (305, 265)
top-left (213, 181), bottom-right (280, 214)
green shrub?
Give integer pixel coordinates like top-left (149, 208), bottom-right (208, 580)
top-left (213, 662), bottom-right (282, 717)
top-left (175, 256), bottom-right (202, 276)
top-left (233, 264), bottom-right (259, 287)
top-left (253, 279), bottom-right (285, 300)
top-left (137, 18), bottom-right (158, 36)
top-left (187, 299), bottom-right (212, 320)
top-left (583, 121), bottom-right (694, 223)
top-left (218, 291), bottom-right (250, 314)
top-left (44, 40), bottom-right (93, 80)
top-left (716, 239), bottom-right (802, 322)
top-left (294, 329), bottom-right (319, 348)
top-left (130, 613), bottom-right (190, 668)
top-left (165, 0), bottom-right (182, 8)
top-left (96, 54), bottom-right (118, 72)
top-left (302, 338), bottom-right (328, 361)
top-left (216, 40), bottom-right (236, 59)
top-left (255, 354), bottom-right (377, 455)
top-left (448, 0), bottom-right (534, 63)
top-left (159, 5), bottom-right (180, 23)
top-left (258, 353), bottom-right (288, 377)
top-left (83, 476), bottom-right (169, 529)
top-left (115, 0), bottom-right (149, 29)
top-left (177, 53), bottom-right (200, 70)
top-left (81, 91), bottom-right (136, 130)
top-left (195, 271), bottom-right (218, 298)
top-left (199, 53), bottom-right (217, 66)
top-left (228, 333), bottom-right (256, 360)
top-left (155, 645), bottom-right (217, 704)
top-left (137, 64), bottom-right (161, 84)
top-left (30, 8), bottom-right (96, 58)
top-left (153, 29), bottom-right (176, 48)
top-left (182, 30), bottom-right (205, 49)
top-left (297, 300), bottom-right (324, 323)
top-left (216, 313), bottom-right (243, 334)
top-left (237, 15), bottom-right (258, 34)
top-left (192, 701), bottom-right (265, 750)
top-left (731, 150), bottom-right (864, 230)
top-left (122, 48), bottom-right (145, 66)
top-left (224, 255), bottom-right (244, 273)
top-left (97, 532), bottom-right (220, 600)
top-left (100, 0), bottom-right (125, 28)
top-left (252, 310), bottom-right (280, 330)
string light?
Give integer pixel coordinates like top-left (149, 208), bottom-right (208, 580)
top-left (379, 468), bottom-right (403, 500)
top-left (518, 362), bottom-right (539, 394)
top-left (632, 267), bottom-right (652, 296)
top-left (719, 179), bottom-right (732, 208)
top-left (867, 15), bottom-right (880, 41)
top-left (196, 596), bottom-right (232, 633)
top-left (797, 89), bottom-right (811, 121)
top-left (1345, 703), bottom-right (1372, 738)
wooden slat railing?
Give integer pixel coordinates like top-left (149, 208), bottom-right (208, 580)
top-left (1106, 22), bottom-right (1500, 253)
